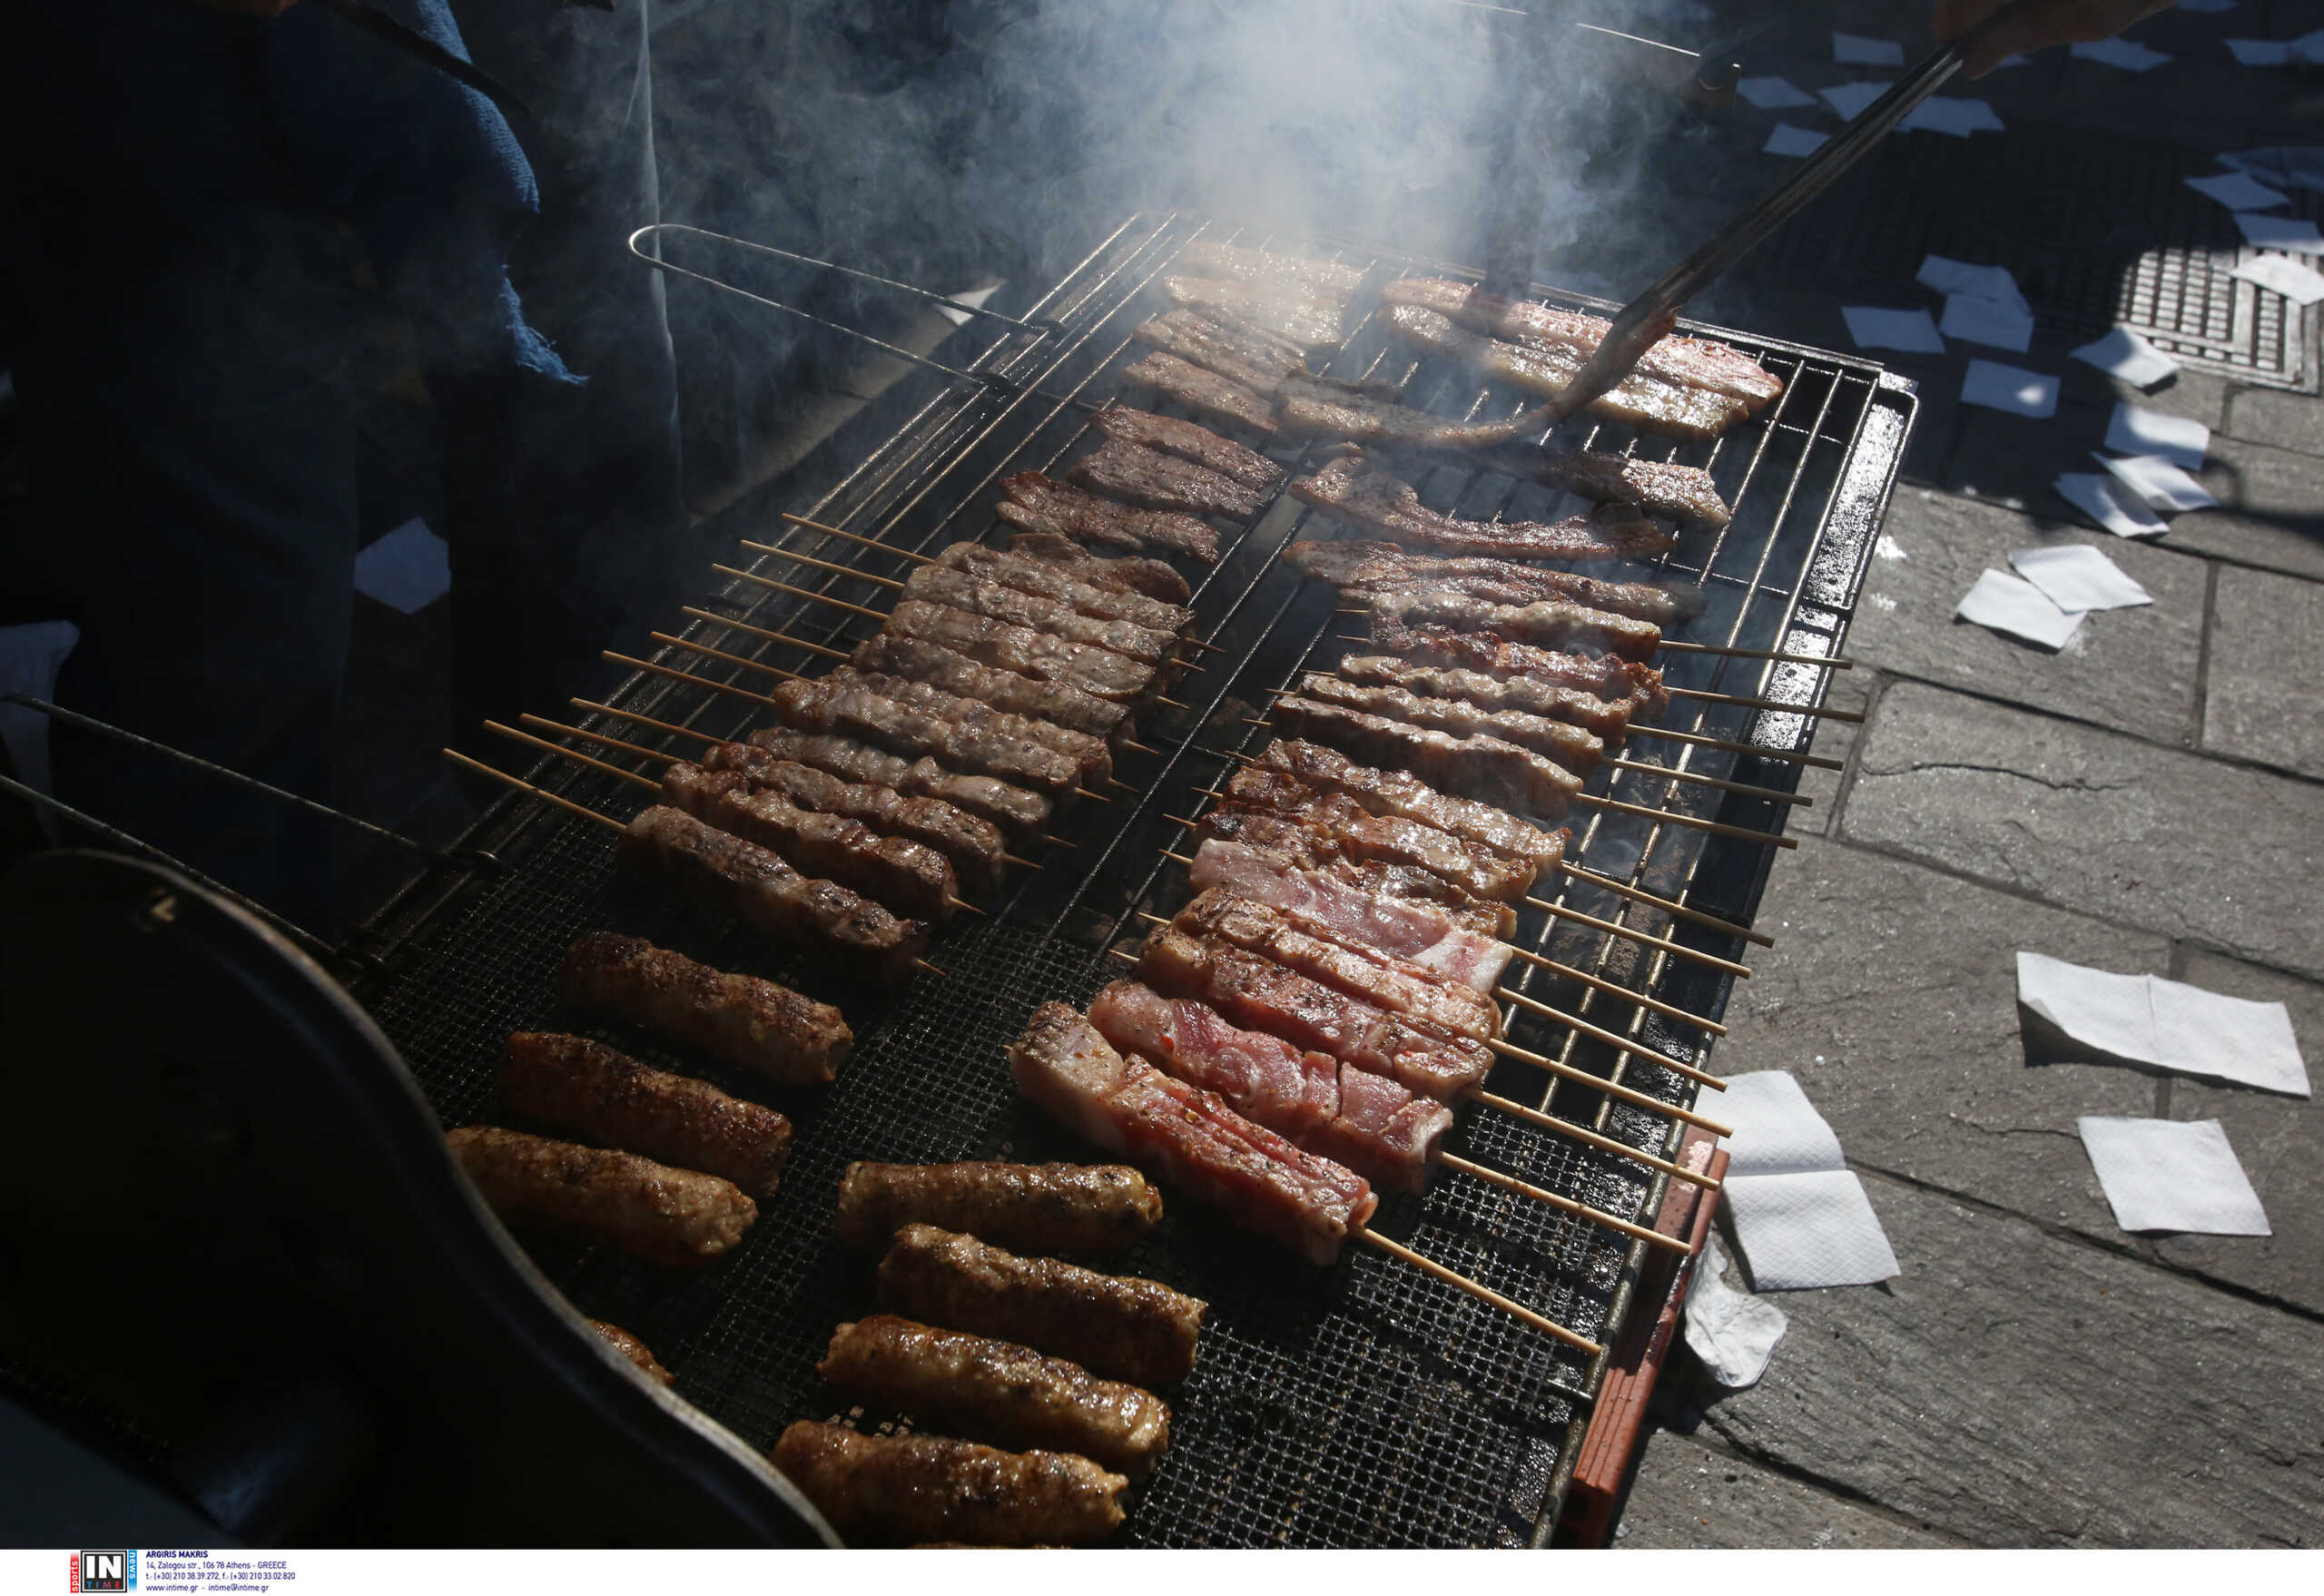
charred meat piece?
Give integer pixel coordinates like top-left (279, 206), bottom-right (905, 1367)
top-left (995, 471), bottom-right (1220, 564)
top-left (1383, 304), bottom-right (1746, 441)
top-left (1255, 738), bottom-right (1571, 872)
top-left (618, 805), bottom-right (932, 984)
top-left (556, 931), bottom-right (852, 1086)
top-left (1285, 538), bottom-right (1704, 626)
top-left (725, 728), bottom-right (1052, 847)
top-left (933, 539), bottom-right (1195, 633)
top-left (1210, 773), bottom-right (1537, 902)
top-left (1173, 241), bottom-right (1367, 300)
top-left (1268, 696), bottom-right (1581, 822)
top-left (837, 669), bottom-right (1114, 787)
top-left (819, 1315), bottom-right (1171, 1480)
top-left (1482, 445), bottom-right (1732, 528)
top-left (1369, 616), bottom-right (1669, 713)
top-left (1088, 406), bottom-right (1283, 495)
top-left (1295, 672), bottom-right (1607, 775)
top-left (1367, 587), bottom-right (1660, 663)
top-left (772, 1420), bottom-right (1126, 1547)
top-left (1382, 278), bottom-right (1784, 411)
top-left (884, 598), bottom-right (1160, 705)
top-left (1136, 926), bottom-right (1492, 1102)
top-left (448, 1125), bottom-right (755, 1267)
top-left (1009, 1006), bottom-right (1376, 1266)
top-left (589, 1321), bottom-right (675, 1385)
top-left (878, 1224), bottom-right (1206, 1386)
top-left (1162, 275), bottom-right (1346, 351)
top-left (1336, 655), bottom-right (1630, 742)
top-left (1003, 530), bottom-right (1193, 605)
top-left (1291, 455), bottom-right (1677, 564)
top-left (1069, 437), bottom-right (1267, 520)
top-left (1118, 350), bottom-right (1278, 437)
top-left (660, 763), bottom-right (960, 921)
top-left (768, 674), bottom-right (1080, 795)
top-left (1133, 306), bottom-right (1307, 392)
top-left (850, 635), bottom-right (1129, 750)
top-left (500, 1031), bottom-right (793, 1200)
top-left (834, 1161), bottom-right (1164, 1255)
top-left (900, 565), bottom-right (1180, 665)
top-left (687, 748), bottom-right (1009, 899)
top-left (1090, 981), bottom-right (1450, 1194)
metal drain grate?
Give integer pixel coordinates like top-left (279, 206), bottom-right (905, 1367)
top-left (1749, 120), bottom-right (2315, 389)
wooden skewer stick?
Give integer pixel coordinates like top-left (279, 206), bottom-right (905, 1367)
top-left (1605, 754), bottom-right (1808, 807)
top-left (444, 747), bottom-right (622, 830)
top-left (1665, 685), bottom-right (1864, 723)
top-left (652, 630), bottom-right (804, 683)
top-left (1120, 740), bottom-right (1163, 755)
top-left (717, 567), bottom-right (889, 620)
top-left (1434, 1153), bottom-right (1688, 1253)
top-left (1472, 1088), bottom-right (1719, 1192)
top-left (1156, 695), bottom-right (1195, 711)
top-left (569, 698), bottom-right (719, 744)
top-left (739, 538), bottom-right (907, 589)
top-left (1354, 1229), bottom-right (1600, 1354)
top-left (1521, 896), bottom-right (1753, 979)
top-left (781, 512), bottom-right (935, 562)
top-left (1495, 988), bottom-right (1722, 1089)
top-left (1553, 861), bottom-right (1771, 949)
top-left (1660, 639), bottom-right (1853, 670)
top-left (687, 601), bottom-right (851, 658)
top-left (606, 649), bottom-right (790, 711)
top-left (1629, 721), bottom-right (1844, 772)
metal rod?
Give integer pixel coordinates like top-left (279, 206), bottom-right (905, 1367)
top-left (1497, 987), bottom-right (1722, 1089)
top-left (1574, 791), bottom-right (1797, 850)
top-left (1665, 685), bottom-right (1864, 722)
top-left (1662, 639), bottom-right (1853, 670)
top-left (1522, 895), bottom-right (1754, 976)
top-left (630, 223), bottom-right (1058, 334)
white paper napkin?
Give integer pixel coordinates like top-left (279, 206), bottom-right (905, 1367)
top-left (1717, 1073), bottom-right (1900, 1291)
top-left (1962, 359), bottom-right (2059, 417)
top-left (1764, 123), bottom-right (1827, 158)
top-left (2007, 544), bottom-right (2152, 611)
top-left (2235, 212), bottom-right (2324, 252)
top-left (1955, 568), bottom-right (2085, 648)
top-left (2297, 26), bottom-right (2324, 62)
top-left (2078, 1118), bottom-right (2271, 1236)
top-left (1819, 81), bottom-right (1888, 120)
top-left (353, 518), bottom-right (452, 616)
top-left (2230, 252), bottom-right (2324, 305)
top-left (2227, 39), bottom-right (2290, 65)
top-left (1833, 32), bottom-right (1905, 66)
top-left (1900, 96), bottom-right (2004, 136)
top-left (2222, 146), bottom-right (2324, 192)
top-left (2072, 38), bottom-right (2171, 71)
top-left (1682, 1235), bottom-right (1787, 1389)
top-left (1940, 291), bottom-right (2035, 351)
top-left (2094, 451), bottom-right (2218, 512)
top-left (1919, 254), bottom-right (2030, 313)
top-left (2185, 170), bottom-right (2289, 210)
top-left (2106, 402), bottom-right (2210, 468)
top-left (1738, 75), bottom-right (1817, 109)
top-left (2053, 472), bottom-right (2171, 537)
top-left (1718, 1071), bottom-right (1846, 1176)
top-left (1842, 306), bottom-right (1945, 353)
top-left (2017, 951), bottom-right (2311, 1097)
top-left (2069, 326), bottom-right (2180, 388)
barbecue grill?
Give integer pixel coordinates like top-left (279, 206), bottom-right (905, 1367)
top-left (10, 212), bottom-right (1914, 1546)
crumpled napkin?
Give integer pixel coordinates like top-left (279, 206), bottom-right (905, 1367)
top-left (1682, 1234), bottom-right (1787, 1388)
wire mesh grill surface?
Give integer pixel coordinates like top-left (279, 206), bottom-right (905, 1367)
top-left (359, 212), bottom-right (1909, 1547)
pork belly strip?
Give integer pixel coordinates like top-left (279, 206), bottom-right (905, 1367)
top-left (1285, 538), bottom-right (1705, 626)
top-left (1241, 741), bottom-right (1566, 876)
top-left (1269, 695), bottom-right (1581, 822)
top-left (556, 931), bottom-right (853, 1086)
top-left (1004, 530), bottom-right (1193, 605)
top-left (837, 668), bottom-right (1114, 786)
top-left (818, 1315), bottom-right (1172, 1481)
top-left (767, 673), bottom-right (1079, 794)
top-left (618, 805), bottom-right (932, 984)
top-left (878, 1222), bottom-right (1206, 1386)
top-left (771, 1420), bottom-right (1126, 1547)
top-left (834, 1161), bottom-right (1163, 1254)
top-left (995, 470), bottom-right (1221, 564)
top-left (1291, 454), bottom-right (1678, 564)
top-left (1137, 926), bottom-right (1492, 1102)
top-left (848, 635), bottom-right (1128, 754)
top-left (1009, 1003), bottom-right (1376, 1266)
top-left (1383, 304), bottom-right (1747, 442)
top-left (1195, 806), bottom-right (1518, 931)
top-left (883, 597), bottom-right (1161, 706)
top-left (933, 538), bottom-right (1195, 632)
top-left (1173, 240), bottom-right (1368, 299)
top-left (1368, 586), bottom-right (1661, 663)
top-left (1369, 616), bottom-right (1669, 714)
top-left (500, 1031), bottom-right (793, 1200)
top-left (1382, 277), bottom-right (1784, 410)
top-left (447, 1124), bottom-right (756, 1266)
top-left (1163, 274), bottom-right (1346, 351)
top-left (724, 728), bottom-right (1051, 847)
top-left (1212, 767), bottom-right (1538, 901)
top-left (1481, 444), bottom-right (1733, 527)
top-left (900, 564), bottom-right (1178, 666)
top-left (659, 763), bottom-right (959, 921)
top-left (1088, 405), bottom-right (1283, 494)
top-left (1070, 436), bottom-right (1267, 519)
top-left (1118, 350), bottom-right (1279, 437)
top-left (1295, 671), bottom-right (1607, 776)
top-left (1090, 981), bottom-right (1450, 1195)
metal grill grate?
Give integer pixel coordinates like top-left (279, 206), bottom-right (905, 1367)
top-left (354, 212), bottom-right (1910, 1546)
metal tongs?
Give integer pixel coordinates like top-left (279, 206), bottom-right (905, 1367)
top-left (1531, 2), bottom-right (2037, 428)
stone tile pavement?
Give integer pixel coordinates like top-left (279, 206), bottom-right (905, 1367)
top-left (1612, 0), bottom-right (2324, 1552)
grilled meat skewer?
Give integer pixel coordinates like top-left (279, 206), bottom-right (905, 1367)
top-left (1088, 405), bottom-right (1283, 495)
top-left (901, 565), bottom-right (1180, 666)
top-left (767, 675), bottom-right (1081, 795)
top-left (1070, 437), bottom-right (1267, 520)
top-left (885, 598), bottom-right (1161, 704)
top-left (1293, 673), bottom-right (1608, 776)
top-left (850, 635), bottom-right (1130, 751)
top-left (1364, 587), bottom-right (1662, 663)
top-left (1004, 530), bottom-right (1193, 604)
top-left (932, 539), bottom-right (1195, 633)
top-left (1334, 655), bottom-right (1632, 743)
top-left (1269, 695), bottom-right (1582, 821)
top-left (1285, 538), bottom-right (1705, 626)
top-left (837, 669), bottom-right (1114, 787)
top-left (1292, 455), bottom-right (1676, 564)
top-left (660, 764), bottom-right (960, 921)
top-left (996, 471), bottom-right (1221, 564)
top-left (1173, 241), bottom-right (1367, 301)
top-left (1369, 617), bottom-right (1669, 713)
top-left (1196, 808), bottom-right (1517, 929)
top-left (724, 728), bottom-right (1052, 848)
top-left (1118, 349), bottom-right (1279, 437)
top-left (1205, 780), bottom-right (1535, 903)
top-left (772, 1420), bottom-right (1128, 1546)
top-left (448, 1125), bottom-right (756, 1266)
top-left (1252, 739), bottom-right (1570, 873)
top-left (556, 931), bottom-right (854, 1085)
top-left (835, 1161), bottom-right (1164, 1255)
top-left (818, 1315), bottom-right (1172, 1481)
top-left (500, 1032), bottom-right (793, 1201)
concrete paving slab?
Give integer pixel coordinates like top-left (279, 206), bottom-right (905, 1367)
top-left (1843, 682), bottom-right (2324, 979)
top-left (2063, 364), bottom-right (2229, 432)
top-left (2156, 951), bottom-right (2324, 1317)
top-left (2222, 385), bottom-right (2324, 458)
top-left (1940, 397), bottom-right (2113, 511)
top-left (1695, 1177), bottom-right (2324, 1546)
top-left (1715, 835), bottom-right (2162, 1236)
top-left (1615, 1426), bottom-right (1958, 1549)
top-left (1856, 488), bottom-right (2205, 744)
top-left (2172, 435), bottom-right (2324, 582)
top-left (2202, 563), bottom-right (2324, 778)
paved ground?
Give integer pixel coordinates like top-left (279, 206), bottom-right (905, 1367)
top-left (1612, 0), bottom-right (2324, 1550)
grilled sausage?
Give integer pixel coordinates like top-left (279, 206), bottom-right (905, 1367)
top-left (556, 932), bottom-right (853, 1086)
top-left (771, 1421), bottom-right (1127, 1546)
top-left (834, 1161), bottom-right (1162, 1254)
top-left (499, 1032), bottom-right (792, 1201)
top-left (876, 1225), bottom-right (1204, 1387)
top-left (447, 1126), bottom-right (755, 1267)
top-left (590, 1320), bottom-right (675, 1386)
top-left (818, 1315), bottom-right (1170, 1480)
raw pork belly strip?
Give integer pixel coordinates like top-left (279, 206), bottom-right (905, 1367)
top-left (659, 763), bottom-right (959, 921)
top-left (1284, 538), bottom-right (1705, 627)
top-left (1381, 277), bottom-right (1784, 410)
top-left (899, 564), bottom-right (1178, 665)
top-left (1136, 925), bottom-right (1493, 1102)
top-left (932, 539), bottom-right (1194, 633)
top-left (1009, 1003), bottom-right (1376, 1266)
top-left (838, 669), bottom-right (1114, 786)
top-left (995, 470), bottom-right (1222, 564)
top-left (1482, 445), bottom-right (1733, 528)
top-left (1118, 350), bottom-right (1279, 437)
top-left (849, 635), bottom-right (1128, 753)
top-left (1088, 406), bottom-right (1283, 495)
top-left (1246, 739), bottom-right (1568, 875)
top-left (1366, 587), bottom-right (1662, 663)
top-left (833, 1160), bottom-right (1163, 1255)
top-left (770, 1420), bottom-right (1126, 1547)
top-left (1193, 807), bottom-right (1512, 931)
top-left (1162, 274), bottom-right (1347, 351)
top-left (1172, 240), bottom-right (1368, 300)
top-left (726, 728), bottom-right (1051, 845)
top-left (1187, 839), bottom-right (1514, 993)
top-left (1383, 304), bottom-right (1746, 442)
top-left (1209, 770), bottom-right (1537, 902)
top-left (1369, 617), bottom-right (1669, 714)
top-left (767, 675), bottom-right (1080, 794)
top-left (1002, 530), bottom-right (1193, 605)
top-left (1291, 455), bottom-right (1677, 564)
top-left (1269, 695), bottom-right (1582, 821)
top-left (1294, 671), bottom-right (1608, 776)
top-left (885, 597), bottom-right (1160, 704)
top-left (1334, 655), bottom-right (1631, 742)
top-left (556, 931), bottom-right (854, 1085)
top-left (1070, 436), bottom-right (1267, 520)
top-left (1089, 980), bottom-right (1450, 1194)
